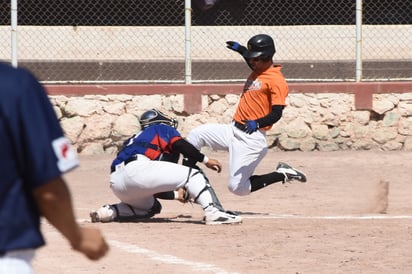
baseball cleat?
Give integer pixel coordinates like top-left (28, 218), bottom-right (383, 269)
top-left (203, 206), bottom-right (242, 225)
top-left (90, 204), bottom-right (115, 223)
top-left (276, 162), bottom-right (307, 183)
top-left (90, 211), bottom-right (100, 223)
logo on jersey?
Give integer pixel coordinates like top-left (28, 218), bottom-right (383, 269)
top-left (243, 79), bottom-right (261, 92)
top-left (52, 136), bottom-right (79, 172)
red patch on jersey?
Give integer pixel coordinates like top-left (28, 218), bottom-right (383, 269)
top-left (61, 143), bottom-right (69, 158)
top-left (52, 136), bottom-right (79, 172)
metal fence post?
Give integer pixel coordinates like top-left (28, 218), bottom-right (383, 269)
top-left (11, 0), bottom-right (18, 68)
top-left (184, 0), bottom-right (192, 84)
top-left (355, 0), bottom-right (363, 82)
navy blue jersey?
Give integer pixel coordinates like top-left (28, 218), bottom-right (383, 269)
top-left (0, 63), bottom-right (78, 253)
top-left (111, 123), bottom-right (182, 168)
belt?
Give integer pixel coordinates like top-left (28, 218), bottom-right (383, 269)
top-left (110, 155), bottom-right (138, 173)
top-left (233, 121), bottom-right (246, 131)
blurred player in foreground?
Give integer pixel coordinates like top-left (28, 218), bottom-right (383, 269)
top-left (90, 109), bottom-right (242, 225)
top-left (0, 62), bottom-right (108, 273)
top-left (185, 34), bottom-right (307, 197)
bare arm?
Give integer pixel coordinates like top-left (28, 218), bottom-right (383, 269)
top-left (33, 177), bottom-right (109, 260)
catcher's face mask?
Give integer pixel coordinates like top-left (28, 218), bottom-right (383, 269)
top-left (139, 109), bottom-right (178, 129)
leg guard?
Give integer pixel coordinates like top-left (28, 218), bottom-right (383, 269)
top-left (112, 199), bottom-right (162, 222)
top-left (185, 168), bottom-right (224, 211)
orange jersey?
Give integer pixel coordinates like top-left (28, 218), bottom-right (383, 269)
top-left (233, 65), bottom-right (288, 131)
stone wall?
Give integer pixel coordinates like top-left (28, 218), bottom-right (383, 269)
top-left (50, 92), bottom-right (412, 155)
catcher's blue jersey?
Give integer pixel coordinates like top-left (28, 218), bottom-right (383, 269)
top-left (111, 124), bottom-right (182, 168)
top-left (0, 63), bottom-right (78, 253)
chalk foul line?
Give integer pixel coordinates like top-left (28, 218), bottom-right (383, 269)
top-left (108, 240), bottom-right (238, 274)
top-left (241, 214), bottom-right (412, 220)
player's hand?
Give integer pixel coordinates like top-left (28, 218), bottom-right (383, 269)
top-left (176, 188), bottom-right (189, 203)
top-left (205, 158), bottom-right (222, 173)
top-left (226, 41), bottom-right (247, 55)
top-left (242, 120), bottom-right (259, 134)
top-left (72, 227), bottom-right (109, 260)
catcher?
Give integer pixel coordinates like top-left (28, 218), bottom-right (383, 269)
top-left (90, 109), bottom-right (242, 225)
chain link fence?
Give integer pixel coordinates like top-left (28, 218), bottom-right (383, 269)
top-left (0, 0), bottom-right (411, 83)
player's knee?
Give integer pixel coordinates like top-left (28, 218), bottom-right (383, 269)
top-left (228, 182), bottom-right (250, 196)
top-left (228, 176), bottom-right (251, 196)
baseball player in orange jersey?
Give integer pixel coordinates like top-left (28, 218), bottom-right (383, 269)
top-left (185, 34), bottom-right (307, 196)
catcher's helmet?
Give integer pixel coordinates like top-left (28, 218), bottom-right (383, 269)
top-left (244, 34), bottom-right (276, 60)
top-left (139, 109), bottom-right (178, 129)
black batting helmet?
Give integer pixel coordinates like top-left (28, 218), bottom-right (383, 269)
top-left (244, 34), bottom-right (276, 60)
top-left (139, 109), bottom-right (178, 129)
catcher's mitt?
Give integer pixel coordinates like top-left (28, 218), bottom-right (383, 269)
top-left (176, 188), bottom-right (191, 204)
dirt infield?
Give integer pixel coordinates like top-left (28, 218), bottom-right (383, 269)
top-left (33, 150), bottom-right (412, 274)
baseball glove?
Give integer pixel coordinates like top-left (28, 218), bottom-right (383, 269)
top-left (176, 188), bottom-right (191, 204)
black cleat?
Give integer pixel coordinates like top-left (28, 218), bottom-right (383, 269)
top-left (276, 162), bottom-right (307, 183)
